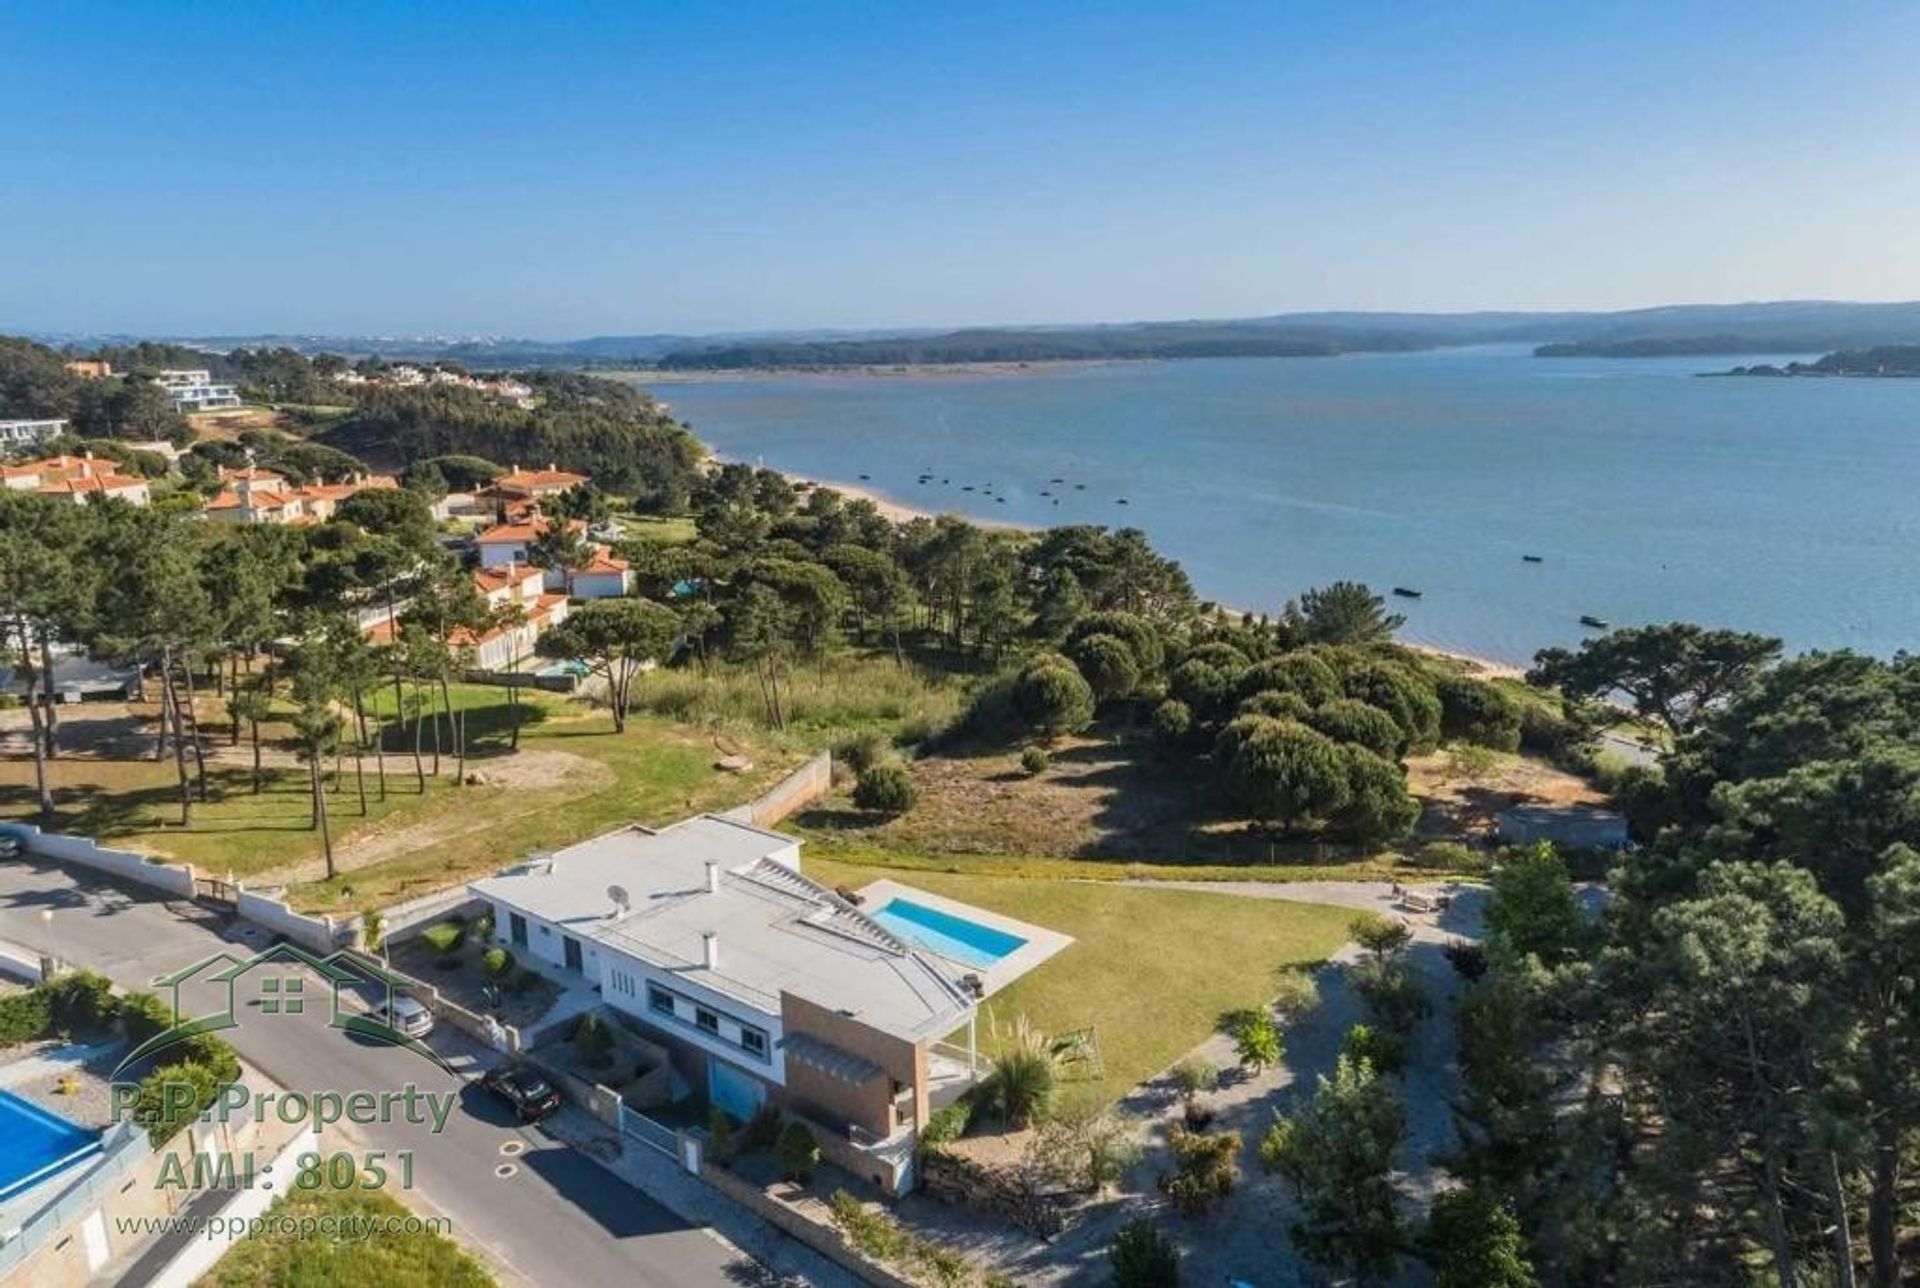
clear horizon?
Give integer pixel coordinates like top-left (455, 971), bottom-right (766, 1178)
top-left (5, 0), bottom-right (1919, 336)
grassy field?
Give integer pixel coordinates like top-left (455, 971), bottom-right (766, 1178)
top-left (807, 854), bottom-right (1356, 1105)
top-left (0, 683), bottom-right (801, 914)
top-left (628, 652), bottom-right (966, 746)
top-left (615, 513), bottom-right (698, 545)
top-left (195, 1188), bottom-right (493, 1287)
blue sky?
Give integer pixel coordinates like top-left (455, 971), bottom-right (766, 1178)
top-left (5, 0), bottom-right (1919, 336)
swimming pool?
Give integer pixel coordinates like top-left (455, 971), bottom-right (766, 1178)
top-left (868, 898), bottom-right (1027, 970)
top-left (0, 1090), bottom-right (101, 1202)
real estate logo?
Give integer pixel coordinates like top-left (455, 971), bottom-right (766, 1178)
top-left (113, 940), bottom-right (451, 1077)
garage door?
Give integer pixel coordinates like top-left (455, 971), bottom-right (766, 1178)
top-left (708, 1055), bottom-right (767, 1123)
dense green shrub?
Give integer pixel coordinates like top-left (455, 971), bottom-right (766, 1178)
top-left (981, 1045), bottom-right (1056, 1127)
top-left (1067, 632), bottom-right (1141, 702)
top-left (1159, 1128), bottom-right (1240, 1215)
top-left (832, 729), bottom-right (893, 776)
top-left (1150, 698), bottom-right (1194, 743)
top-left (1011, 654), bottom-right (1095, 739)
top-left (1237, 689), bottom-right (1315, 722)
top-left (1019, 747), bottom-right (1050, 776)
top-left (120, 991), bottom-right (172, 1047)
top-left (482, 947), bottom-right (515, 978)
top-left (852, 763), bottom-right (918, 814)
top-left (1435, 673), bottom-right (1523, 751)
top-left (1335, 746), bottom-right (1420, 845)
top-left (1341, 1022), bottom-right (1408, 1076)
top-left (419, 921), bottom-right (465, 955)
top-left (1238, 652), bottom-right (1342, 707)
top-left (0, 988), bottom-right (52, 1045)
top-left (1306, 698), bottom-right (1407, 759)
top-left (1337, 658), bottom-right (1442, 749)
top-left (1109, 1218), bottom-right (1182, 1288)
top-left (1350, 957), bottom-right (1431, 1034)
top-left (1066, 611), bottom-right (1165, 677)
top-left (1410, 840), bottom-right (1485, 872)
top-left (43, 970), bottom-right (118, 1036)
top-left (920, 1098), bottom-right (974, 1150)
top-left (1215, 716), bottom-right (1352, 828)
top-left (776, 1120), bottom-right (821, 1182)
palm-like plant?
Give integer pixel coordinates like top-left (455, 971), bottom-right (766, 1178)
top-left (980, 1014), bottom-right (1059, 1128)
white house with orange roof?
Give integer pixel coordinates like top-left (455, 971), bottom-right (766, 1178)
top-left (363, 562), bottom-right (570, 670)
top-left (473, 513), bottom-right (631, 599)
top-left (203, 467), bottom-right (399, 525)
top-left (483, 463), bottom-right (589, 503)
top-left (8, 453), bottom-right (151, 505)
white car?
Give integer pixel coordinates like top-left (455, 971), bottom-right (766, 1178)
top-left (369, 996), bottom-right (435, 1038)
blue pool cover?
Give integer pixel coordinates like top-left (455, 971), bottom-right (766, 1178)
top-left (868, 898), bottom-right (1027, 970)
top-left (0, 1090), bottom-right (102, 1202)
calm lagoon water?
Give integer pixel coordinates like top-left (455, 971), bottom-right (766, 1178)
top-left (653, 347), bottom-right (1920, 666)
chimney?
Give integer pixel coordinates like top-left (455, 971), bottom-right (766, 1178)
top-left (705, 862), bottom-right (720, 893)
top-left (702, 932), bottom-right (719, 970)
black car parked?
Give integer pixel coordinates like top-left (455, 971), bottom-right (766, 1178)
top-left (480, 1065), bottom-right (563, 1122)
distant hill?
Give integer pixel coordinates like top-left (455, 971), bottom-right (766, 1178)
top-left (32, 300), bottom-right (1920, 371)
top-left (1717, 345), bottom-right (1920, 378)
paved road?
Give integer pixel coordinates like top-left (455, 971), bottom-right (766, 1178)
top-left (0, 857), bottom-right (779, 1288)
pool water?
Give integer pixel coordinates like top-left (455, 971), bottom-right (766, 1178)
top-left (869, 898), bottom-right (1026, 970)
top-left (0, 1090), bottom-right (100, 1201)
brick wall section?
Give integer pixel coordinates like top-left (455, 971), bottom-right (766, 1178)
top-left (780, 994), bottom-right (927, 1139)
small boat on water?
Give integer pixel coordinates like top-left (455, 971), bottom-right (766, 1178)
top-left (858, 474), bottom-right (871, 481)
top-left (1049, 477), bottom-right (1064, 483)
top-left (1522, 554), bottom-right (1544, 563)
top-left (1116, 498), bottom-right (1129, 505)
top-left (1074, 483), bottom-right (1087, 490)
top-left (1580, 615), bottom-right (1609, 629)
top-left (1392, 587), bottom-right (1422, 599)
top-left (961, 485), bottom-right (974, 492)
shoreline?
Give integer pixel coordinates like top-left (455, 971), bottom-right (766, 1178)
top-left (627, 359), bottom-right (1143, 385)
top-left (717, 456), bottom-right (1524, 676)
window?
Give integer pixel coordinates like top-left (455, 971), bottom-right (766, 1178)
top-left (695, 1007), bottom-right (719, 1034)
top-left (648, 985), bottom-right (675, 1016)
top-left (739, 1026), bottom-right (768, 1059)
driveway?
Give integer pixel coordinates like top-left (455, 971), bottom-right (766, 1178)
top-left (0, 856), bottom-right (817, 1288)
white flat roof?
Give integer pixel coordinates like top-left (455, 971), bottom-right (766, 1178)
top-left (471, 815), bottom-right (978, 1041)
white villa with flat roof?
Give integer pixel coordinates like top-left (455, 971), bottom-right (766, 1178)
top-left (152, 370), bottom-right (240, 411)
top-left (0, 419), bottom-right (67, 448)
top-left (470, 814), bottom-right (1067, 1192)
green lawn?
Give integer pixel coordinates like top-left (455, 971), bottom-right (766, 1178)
top-left (616, 513), bottom-right (699, 545)
top-left (0, 684), bottom-right (801, 914)
top-left (195, 1188), bottom-right (493, 1287)
top-left (806, 854), bottom-right (1356, 1105)
top-left (799, 834), bottom-right (1478, 885)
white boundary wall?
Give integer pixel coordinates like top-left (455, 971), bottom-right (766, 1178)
top-left (0, 822), bottom-right (196, 898)
top-left (141, 1126), bottom-right (320, 1288)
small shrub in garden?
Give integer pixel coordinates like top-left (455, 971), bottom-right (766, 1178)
top-left (776, 1120), bottom-right (821, 1182)
top-left (852, 763), bottom-right (917, 814)
top-left (482, 947), bottom-right (514, 978)
top-left (1019, 746), bottom-right (1049, 776)
top-left (1159, 1128), bottom-right (1239, 1215)
top-left (1109, 1218), bottom-right (1181, 1288)
top-left (420, 921), bottom-right (465, 955)
top-left (1342, 1022), bottom-right (1408, 1076)
top-left (1411, 840), bottom-right (1485, 872)
top-left (574, 1012), bottom-right (614, 1067)
top-left (1443, 940), bottom-right (1489, 981)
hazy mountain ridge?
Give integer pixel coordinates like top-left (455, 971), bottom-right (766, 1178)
top-left (27, 300), bottom-right (1920, 369)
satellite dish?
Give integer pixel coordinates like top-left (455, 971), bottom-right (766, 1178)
top-left (607, 884), bottom-right (631, 915)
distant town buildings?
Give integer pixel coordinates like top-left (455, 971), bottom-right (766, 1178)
top-left (62, 359), bottom-right (112, 379)
top-left (0, 418), bottom-right (68, 448)
top-left (152, 369), bottom-right (241, 412)
top-left (331, 366), bottom-right (534, 406)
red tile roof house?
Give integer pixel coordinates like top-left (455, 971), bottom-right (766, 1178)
top-left (473, 516), bottom-right (632, 599)
top-left (470, 815), bottom-right (1069, 1195)
top-left (203, 468), bottom-right (398, 525)
top-left (364, 563), bottom-right (568, 671)
top-left (483, 463), bottom-right (590, 502)
top-left (15, 453), bottom-right (151, 505)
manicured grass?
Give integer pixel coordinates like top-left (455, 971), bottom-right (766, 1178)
top-left (806, 854), bottom-right (1357, 1105)
top-left (196, 1188), bottom-right (493, 1287)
